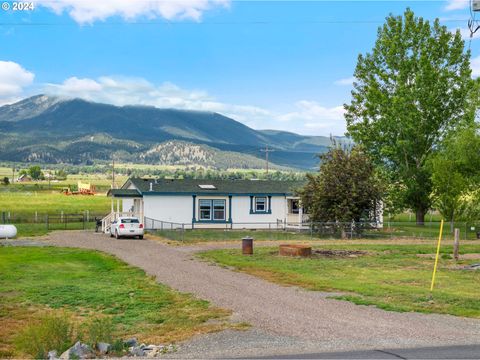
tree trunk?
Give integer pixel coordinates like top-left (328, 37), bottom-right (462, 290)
top-left (416, 209), bottom-right (425, 226)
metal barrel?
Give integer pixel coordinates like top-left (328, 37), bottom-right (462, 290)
top-left (242, 236), bottom-right (253, 255)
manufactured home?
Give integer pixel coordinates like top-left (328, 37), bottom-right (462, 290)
top-left (103, 177), bottom-right (307, 232)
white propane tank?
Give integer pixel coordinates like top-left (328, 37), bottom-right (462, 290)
top-left (0, 224), bottom-right (17, 239)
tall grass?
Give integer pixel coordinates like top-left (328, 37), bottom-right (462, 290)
top-left (14, 314), bottom-right (74, 359)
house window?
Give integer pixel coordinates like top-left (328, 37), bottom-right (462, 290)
top-left (291, 200), bottom-right (300, 214)
top-left (199, 200), bottom-right (212, 220)
top-left (255, 197), bottom-right (267, 212)
top-left (199, 199), bottom-right (226, 221)
top-left (213, 200), bottom-right (226, 220)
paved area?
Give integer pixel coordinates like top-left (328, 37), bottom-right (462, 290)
top-left (255, 344), bottom-right (480, 359)
top-left (39, 231), bottom-right (480, 357)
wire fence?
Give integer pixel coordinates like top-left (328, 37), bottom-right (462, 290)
top-left (0, 211), bottom-right (107, 233)
top-left (145, 217), bottom-right (480, 243)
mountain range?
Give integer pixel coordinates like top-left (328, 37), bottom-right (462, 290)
top-left (0, 95), bottom-right (347, 170)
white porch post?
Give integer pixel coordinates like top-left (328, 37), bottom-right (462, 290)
top-left (116, 199), bottom-right (120, 214)
top-left (298, 205), bottom-right (303, 224)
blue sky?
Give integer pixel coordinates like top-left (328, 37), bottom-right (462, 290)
top-left (0, 0), bottom-right (478, 136)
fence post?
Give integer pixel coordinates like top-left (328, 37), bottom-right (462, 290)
top-left (46, 214), bottom-right (49, 231)
top-left (453, 228), bottom-right (460, 261)
top-left (35, 211), bottom-right (38, 223)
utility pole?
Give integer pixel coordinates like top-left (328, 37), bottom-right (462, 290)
top-left (260, 145), bottom-right (274, 174)
top-left (11, 166), bottom-right (15, 183)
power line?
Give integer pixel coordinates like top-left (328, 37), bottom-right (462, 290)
top-left (0, 18), bottom-right (470, 27)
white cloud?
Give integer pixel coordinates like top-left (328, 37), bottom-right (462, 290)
top-left (471, 55), bottom-right (480, 77)
top-left (445, 0), bottom-right (470, 11)
top-left (0, 61), bottom-right (35, 105)
top-left (334, 77), bottom-right (355, 86)
top-left (42, 75), bottom-right (346, 135)
top-left (37, 0), bottom-right (229, 24)
top-left (277, 100), bottom-right (346, 135)
top-left (450, 27), bottom-right (480, 41)
top-left (44, 75), bottom-right (271, 123)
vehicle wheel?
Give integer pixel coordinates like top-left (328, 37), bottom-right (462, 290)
top-left (115, 231), bottom-right (120, 239)
top-left (110, 232), bottom-right (113, 238)
top-left (138, 235), bottom-right (144, 239)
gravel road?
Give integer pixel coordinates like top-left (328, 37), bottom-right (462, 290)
top-left (42, 231), bottom-right (480, 358)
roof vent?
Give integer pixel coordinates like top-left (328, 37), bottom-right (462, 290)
top-left (149, 183), bottom-right (153, 191)
top-left (198, 184), bottom-right (216, 190)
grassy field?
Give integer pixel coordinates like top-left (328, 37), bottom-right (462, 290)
top-left (0, 191), bottom-right (110, 216)
top-left (0, 185), bottom-right (113, 237)
top-left (0, 191), bottom-right (110, 217)
top-left (151, 220), bottom-right (480, 243)
top-left (198, 243), bottom-right (480, 318)
top-left (0, 246), bottom-right (235, 358)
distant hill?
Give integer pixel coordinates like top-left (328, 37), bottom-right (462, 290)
top-left (0, 95), bottom-right (349, 169)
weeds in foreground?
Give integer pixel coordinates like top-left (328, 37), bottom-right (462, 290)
top-left (80, 317), bottom-right (115, 348)
top-left (14, 313), bottom-right (74, 359)
top-left (15, 314), bottom-right (118, 359)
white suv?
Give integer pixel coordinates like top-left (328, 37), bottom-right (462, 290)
top-left (110, 217), bottom-right (144, 239)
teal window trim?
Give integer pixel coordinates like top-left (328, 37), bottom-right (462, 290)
top-left (197, 199), bottom-right (227, 222)
top-left (192, 219), bottom-right (232, 224)
top-left (192, 195), bottom-right (197, 225)
top-left (250, 195), bottom-right (272, 214)
top-left (228, 195), bottom-right (232, 222)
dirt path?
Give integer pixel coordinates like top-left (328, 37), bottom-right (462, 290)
top-left (43, 231), bottom-right (480, 357)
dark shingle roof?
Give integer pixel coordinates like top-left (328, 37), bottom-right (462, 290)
top-left (122, 177), bottom-right (303, 196)
top-left (107, 188), bottom-right (142, 197)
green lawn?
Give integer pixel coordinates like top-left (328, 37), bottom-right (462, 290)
top-left (151, 221), bottom-right (479, 243)
top-left (198, 243), bottom-right (480, 318)
top-left (12, 222), bottom-right (98, 237)
top-left (0, 246), bottom-right (233, 358)
top-left (151, 229), bottom-right (318, 243)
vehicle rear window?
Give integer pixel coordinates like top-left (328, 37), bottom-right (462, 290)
top-left (121, 218), bottom-right (139, 223)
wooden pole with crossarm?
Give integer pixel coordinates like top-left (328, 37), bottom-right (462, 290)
top-left (260, 145), bottom-right (275, 174)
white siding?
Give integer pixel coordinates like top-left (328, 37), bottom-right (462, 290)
top-left (140, 194), bottom-right (288, 229)
top-left (122, 199), bottom-right (134, 212)
top-left (143, 195), bottom-right (193, 224)
top-left (231, 196), bottom-right (287, 229)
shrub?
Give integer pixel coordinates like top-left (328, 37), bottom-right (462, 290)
top-left (81, 317), bottom-right (114, 347)
top-left (14, 314), bottom-right (74, 359)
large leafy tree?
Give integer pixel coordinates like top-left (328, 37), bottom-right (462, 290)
top-left (430, 125), bottom-right (480, 231)
top-left (344, 9), bottom-right (473, 224)
top-left (299, 145), bottom-right (383, 238)
top-left (28, 165), bottom-right (43, 180)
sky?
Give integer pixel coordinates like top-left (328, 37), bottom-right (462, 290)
top-left (0, 0), bottom-right (478, 136)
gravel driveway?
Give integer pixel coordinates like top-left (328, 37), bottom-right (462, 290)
top-left (43, 231), bottom-right (480, 358)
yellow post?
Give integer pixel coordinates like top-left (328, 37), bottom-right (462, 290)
top-left (430, 219), bottom-right (444, 291)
